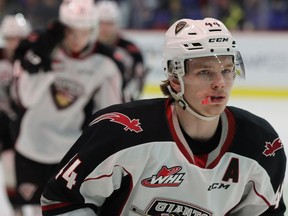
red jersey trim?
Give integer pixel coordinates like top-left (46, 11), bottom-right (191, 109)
top-left (208, 108), bottom-right (235, 169)
top-left (165, 99), bottom-right (194, 164)
top-left (42, 202), bottom-right (71, 212)
top-left (166, 102), bottom-right (235, 168)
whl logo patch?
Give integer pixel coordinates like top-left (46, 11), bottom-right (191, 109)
top-left (141, 166), bottom-right (184, 187)
top-left (263, 137), bottom-right (283, 157)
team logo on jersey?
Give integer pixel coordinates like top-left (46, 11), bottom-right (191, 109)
top-left (89, 112), bottom-right (143, 133)
top-left (50, 78), bottom-right (84, 109)
top-left (18, 183), bottom-right (38, 201)
top-left (175, 21), bottom-right (187, 35)
top-left (141, 166), bottom-right (184, 187)
top-left (263, 137), bottom-right (283, 157)
top-left (130, 198), bottom-right (212, 216)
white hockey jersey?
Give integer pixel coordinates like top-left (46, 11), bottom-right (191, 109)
top-left (13, 43), bottom-right (123, 164)
top-left (41, 98), bottom-right (286, 216)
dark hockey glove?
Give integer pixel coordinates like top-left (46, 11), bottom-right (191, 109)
top-left (14, 20), bottom-right (65, 74)
top-left (21, 48), bottom-right (50, 73)
top-left (14, 36), bottom-right (39, 73)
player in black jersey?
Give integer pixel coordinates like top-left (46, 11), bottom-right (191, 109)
top-left (96, 1), bottom-right (148, 102)
top-left (41, 18), bottom-right (286, 216)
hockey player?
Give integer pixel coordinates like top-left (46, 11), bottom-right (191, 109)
top-left (41, 18), bottom-right (286, 215)
top-left (0, 13), bottom-right (32, 147)
top-left (0, 13), bottom-right (32, 216)
top-left (96, 0), bottom-right (148, 102)
top-left (11, 0), bottom-right (124, 215)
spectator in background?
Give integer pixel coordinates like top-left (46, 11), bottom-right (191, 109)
top-left (153, 0), bottom-right (185, 29)
top-left (210, 0), bottom-right (245, 30)
top-left (10, 0), bottom-right (124, 215)
top-left (96, 0), bottom-right (148, 102)
top-left (0, 13), bottom-right (31, 216)
top-left (0, 0), bottom-right (24, 20)
top-left (152, 0), bottom-right (206, 30)
top-left (127, 0), bottom-right (158, 29)
top-left (240, 0), bottom-right (270, 30)
top-left (19, 0), bottom-right (60, 31)
top-left (267, 0), bottom-right (288, 30)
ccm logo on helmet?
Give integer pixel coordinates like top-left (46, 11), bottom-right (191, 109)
top-left (209, 38), bottom-right (229, 42)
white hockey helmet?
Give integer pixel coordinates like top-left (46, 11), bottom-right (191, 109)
top-left (162, 18), bottom-right (245, 79)
top-left (96, 1), bottom-right (121, 24)
top-left (162, 18), bottom-right (245, 121)
top-left (0, 13), bottom-right (31, 38)
top-left (59, 0), bottom-right (99, 30)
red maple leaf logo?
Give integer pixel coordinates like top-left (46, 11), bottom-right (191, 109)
top-left (89, 112), bottom-right (143, 133)
top-left (263, 138), bottom-right (283, 157)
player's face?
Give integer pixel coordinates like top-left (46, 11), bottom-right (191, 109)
top-left (64, 27), bottom-right (92, 53)
top-left (98, 21), bottom-right (118, 44)
top-left (183, 55), bottom-right (235, 116)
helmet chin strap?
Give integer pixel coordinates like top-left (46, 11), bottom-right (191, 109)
top-left (167, 59), bottom-right (220, 121)
top-left (167, 83), bottom-right (219, 122)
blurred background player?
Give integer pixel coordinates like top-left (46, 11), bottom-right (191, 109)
top-left (10, 0), bottom-right (124, 215)
top-left (96, 0), bottom-right (148, 102)
top-left (0, 13), bottom-right (32, 216)
top-left (0, 13), bottom-right (32, 145)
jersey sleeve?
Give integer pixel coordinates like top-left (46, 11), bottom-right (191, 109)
top-left (228, 107), bottom-right (286, 215)
top-left (259, 134), bottom-right (286, 215)
top-left (41, 110), bottom-right (128, 216)
top-left (256, 120), bottom-right (286, 215)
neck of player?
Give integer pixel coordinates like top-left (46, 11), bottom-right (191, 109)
top-left (175, 104), bottom-right (221, 142)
